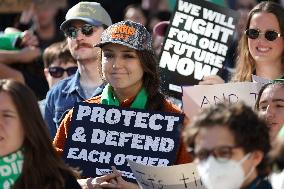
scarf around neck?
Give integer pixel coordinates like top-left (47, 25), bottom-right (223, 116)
top-left (0, 149), bottom-right (24, 189)
top-left (101, 84), bottom-right (148, 109)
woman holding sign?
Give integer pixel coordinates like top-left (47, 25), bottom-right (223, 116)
top-left (0, 79), bottom-right (81, 189)
top-left (186, 102), bottom-right (272, 189)
top-left (54, 20), bottom-right (192, 188)
top-left (200, 1), bottom-right (284, 84)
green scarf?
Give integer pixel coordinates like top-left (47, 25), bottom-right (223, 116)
top-left (0, 149), bottom-right (24, 189)
top-left (101, 84), bottom-right (148, 109)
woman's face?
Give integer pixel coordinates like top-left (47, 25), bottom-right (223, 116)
top-left (248, 12), bottom-right (284, 64)
top-left (258, 84), bottom-right (284, 140)
top-left (0, 92), bottom-right (24, 156)
top-left (194, 125), bottom-right (258, 188)
top-left (102, 43), bottom-right (144, 94)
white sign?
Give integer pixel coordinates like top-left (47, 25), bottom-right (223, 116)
top-left (252, 74), bottom-right (270, 85)
top-left (182, 82), bottom-right (262, 118)
top-left (128, 160), bottom-right (205, 189)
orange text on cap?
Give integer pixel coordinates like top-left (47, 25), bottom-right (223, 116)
top-left (109, 25), bottom-right (136, 40)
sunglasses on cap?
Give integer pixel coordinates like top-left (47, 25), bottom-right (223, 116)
top-left (48, 66), bottom-right (77, 78)
top-left (64, 24), bottom-right (96, 39)
top-left (245, 28), bottom-right (282, 41)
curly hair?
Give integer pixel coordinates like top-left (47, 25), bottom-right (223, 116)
top-left (186, 102), bottom-right (271, 176)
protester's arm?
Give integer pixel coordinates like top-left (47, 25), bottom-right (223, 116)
top-left (198, 75), bottom-right (225, 85)
top-left (0, 29), bottom-right (40, 64)
top-left (0, 47), bottom-right (41, 64)
top-left (53, 109), bottom-right (73, 156)
top-left (20, 30), bottom-right (39, 47)
top-left (0, 63), bottom-right (25, 83)
top-left (109, 166), bottom-right (140, 189)
top-left (78, 173), bottom-right (120, 189)
top-left (79, 166), bottom-right (140, 189)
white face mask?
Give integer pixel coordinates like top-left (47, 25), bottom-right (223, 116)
top-left (197, 153), bottom-right (253, 189)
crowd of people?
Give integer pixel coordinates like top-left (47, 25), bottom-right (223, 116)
top-left (1, 0), bottom-right (284, 189)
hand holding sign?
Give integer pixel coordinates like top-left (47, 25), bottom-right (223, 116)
top-left (159, 0), bottom-right (239, 98)
top-left (77, 171), bottom-right (119, 189)
top-left (198, 75), bottom-right (225, 85)
top-left (110, 166), bottom-right (140, 189)
top-left (128, 160), bottom-right (205, 189)
top-left (63, 102), bottom-right (184, 183)
top-left (78, 166), bottom-right (141, 189)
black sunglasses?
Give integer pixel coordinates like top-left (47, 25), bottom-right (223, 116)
top-left (64, 24), bottom-right (95, 38)
top-left (245, 28), bottom-right (282, 41)
top-left (48, 66), bottom-right (77, 78)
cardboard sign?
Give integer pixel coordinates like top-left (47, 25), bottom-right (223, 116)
top-left (128, 160), bottom-right (205, 189)
top-left (252, 75), bottom-right (270, 85)
top-left (0, 0), bottom-right (66, 13)
top-left (159, 0), bottom-right (239, 99)
top-left (63, 102), bottom-right (184, 182)
top-left (182, 82), bottom-right (262, 118)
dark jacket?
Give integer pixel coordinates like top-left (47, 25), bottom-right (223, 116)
top-left (245, 176), bottom-right (272, 189)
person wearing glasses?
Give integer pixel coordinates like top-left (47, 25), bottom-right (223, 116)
top-left (255, 79), bottom-right (284, 141)
top-left (232, 1), bottom-right (284, 82)
top-left (0, 79), bottom-right (81, 189)
top-left (185, 102), bottom-right (272, 189)
top-left (43, 41), bottom-right (77, 90)
top-left (39, 41), bottom-right (77, 121)
top-left (44, 2), bottom-right (112, 139)
top-left (199, 1), bottom-right (284, 85)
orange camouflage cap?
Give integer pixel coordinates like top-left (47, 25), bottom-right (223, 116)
top-left (95, 20), bottom-right (153, 52)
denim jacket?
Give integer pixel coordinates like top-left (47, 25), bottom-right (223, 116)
top-left (44, 71), bottom-right (104, 139)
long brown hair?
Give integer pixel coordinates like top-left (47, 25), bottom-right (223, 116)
top-left (98, 49), bottom-right (166, 111)
top-left (232, 1), bottom-right (284, 82)
top-left (0, 79), bottom-right (75, 189)
top-left (137, 50), bottom-right (166, 111)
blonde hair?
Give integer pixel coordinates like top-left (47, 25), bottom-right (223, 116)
top-left (232, 1), bottom-right (284, 82)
